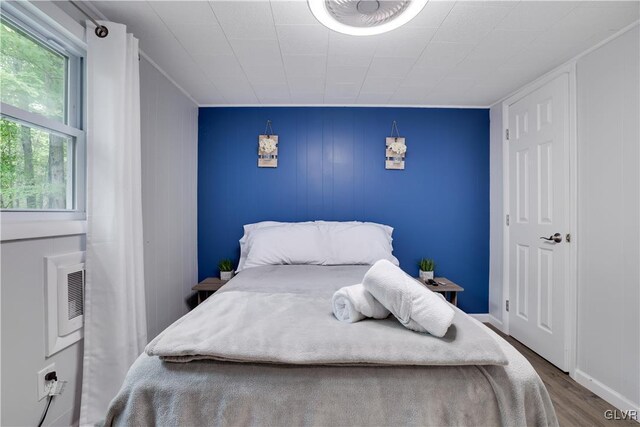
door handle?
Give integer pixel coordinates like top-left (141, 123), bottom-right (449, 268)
top-left (540, 233), bottom-right (562, 243)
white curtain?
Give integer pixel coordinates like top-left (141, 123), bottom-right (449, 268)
top-left (81, 22), bottom-right (147, 426)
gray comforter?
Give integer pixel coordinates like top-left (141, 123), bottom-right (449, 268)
top-left (104, 265), bottom-right (558, 426)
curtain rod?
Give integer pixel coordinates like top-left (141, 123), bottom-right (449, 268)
top-left (68, 1), bottom-right (108, 38)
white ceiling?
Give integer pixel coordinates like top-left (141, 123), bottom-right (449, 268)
top-left (85, 0), bottom-right (639, 106)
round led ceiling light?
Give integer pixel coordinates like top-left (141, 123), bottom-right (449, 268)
top-left (309, 0), bottom-right (428, 36)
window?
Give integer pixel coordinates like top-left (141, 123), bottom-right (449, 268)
top-left (0, 11), bottom-right (84, 216)
top-left (1, 119), bottom-right (71, 209)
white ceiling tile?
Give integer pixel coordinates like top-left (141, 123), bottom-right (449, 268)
top-left (537, 5), bottom-right (640, 46)
top-left (389, 86), bottom-right (433, 104)
top-left (402, 66), bottom-right (450, 88)
top-left (406, 1), bottom-right (456, 28)
top-left (423, 91), bottom-right (488, 107)
top-left (192, 55), bottom-right (245, 79)
top-left (178, 74), bottom-right (221, 102)
top-left (461, 84), bottom-right (508, 106)
top-left (446, 57), bottom-right (497, 80)
top-left (324, 95), bottom-right (358, 104)
top-left (416, 42), bottom-right (476, 68)
top-left (581, 0), bottom-right (639, 20)
top-left (495, 2), bottom-right (579, 31)
top-left (373, 27), bottom-right (437, 58)
top-left (433, 3), bottom-right (512, 43)
top-left (283, 55), bottom-right (327, 77)
top-left (253, 83), bottom-right (291, 103)
top-left (210, 1), bottom-right (277, 40)
top-left (288, 74), bottom-right (325, 93)
top-left (140, 31), bottom-right (201, 82)
top-left (475, 1), bottom-right (520, 8)
top-left (326, 66), bottom-right (368, 84)
top-left (360, 76), bottom-right (403, 94)
top-left (170, 23), bottom-right (233, 56)
top-left (366, 57), bottom-right (415, 78)
top-left (580, 1), bottom-right (638, 8)
top-left (506, 46), bottom-right (568, 70)
top-left (423, 81), bottom-right (493, 106)
top-left (482, 66), bottom-right (541, 91)
top-left (230, 39), bottom-right (283, 68)
top-left (325, 83), bottom-right (361, 98)
top-left (290, 93), bottom-right (325, 104)
top-left (329, 31), bottom-right (378, 57)
top-left (244, 64), bottom-right (288, 85)
top-left (149, 1), bottom-right (216, 26)
top-left (434, 77), bottom-right (478, 93)
top-left (190, 82), bottom-right (227, 105)
top-left (327, 55), bottom-right (372, 68)
top-left (271, 1), bottom-right (320, 25)
top-left (214, 75), bottom-right (257, 96)
top-left (93, 0), bottom-right (636, 106)
top-left (465, 29), bottom-right (542, 62)
top-left (356, 93), bottom-right (393, 104)
top-left (276, 25), bottom-right (329, 55)
top-left (215, 84), bottom-right (258, 104)
top-left (535, 23), bottom-right (598, 47)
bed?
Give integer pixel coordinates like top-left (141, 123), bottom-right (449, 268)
top-left (104, 263), bottom-right (558, 426)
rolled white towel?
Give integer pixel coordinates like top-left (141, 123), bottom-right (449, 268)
top-left (332, 284), bottom-right (390, 323)
top-left (362, 259), bottom-right (455, 337)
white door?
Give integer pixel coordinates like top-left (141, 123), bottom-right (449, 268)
top-left (508, 74), bottom-right (570, 371)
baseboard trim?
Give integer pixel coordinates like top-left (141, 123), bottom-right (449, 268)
top-left (469, 313), bottom-right (504, 331)
top-left (47, 406), bottom-right (77, 427)
top-left (574, 369), bottom-right (640, 417)
top-left (487, 314), bottom-right (504, 331)
top-left (469, 313), bottom-right (492, 322)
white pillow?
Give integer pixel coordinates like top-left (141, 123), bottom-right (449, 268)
top-left (315, 221), bottom-right (394, 245)
top-left (241, 221), bottom-right (399, 270)
top-left (321, 222), bottom-right (399, 266)
top-left (237, 221), bottom-right (316, 271)
top-left (237, 221), bottom-right (284, 272)
top-left (243, 223), bottom-right (328, 269)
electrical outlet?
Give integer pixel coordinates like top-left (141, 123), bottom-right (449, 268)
top-left (36, 363), bottom-right (56, 401)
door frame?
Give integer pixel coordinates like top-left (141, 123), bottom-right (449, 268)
top-left (501, 63), bottom-right (578, 376)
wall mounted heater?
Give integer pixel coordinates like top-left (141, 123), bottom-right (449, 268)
top-left (57, 264), bottom-right (85, 336)
top-left (45, 252), bottom-right (85, 356)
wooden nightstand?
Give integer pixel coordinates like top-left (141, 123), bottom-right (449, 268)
top-left (414, 277), bottom-right (464, 306)
top-left (192, 277), bottom-right (227, 305)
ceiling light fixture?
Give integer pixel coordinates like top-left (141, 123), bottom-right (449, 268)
top-left (308, 0), bottom-right (428, 36)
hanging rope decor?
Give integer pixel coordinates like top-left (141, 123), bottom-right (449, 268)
top-left (385, 120), bottom-right (407, 170)
top-left (258, 120), bottom-right (278, 168)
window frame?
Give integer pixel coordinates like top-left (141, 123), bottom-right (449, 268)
top-left (0, 4), bottom-right (86, 223)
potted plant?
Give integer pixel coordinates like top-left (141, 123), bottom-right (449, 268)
top-left (418, 258), bottom-right (435, 282)
top-left (218, 259), bottom-right (234, 281)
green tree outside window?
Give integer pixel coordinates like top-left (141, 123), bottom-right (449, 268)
top-left (1, 19), bottom-right (69, 209)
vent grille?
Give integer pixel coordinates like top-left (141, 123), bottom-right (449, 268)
top-left (325, 0), bottom-right (410, 28)
top-left (67, 270), bottom-right (84, 320)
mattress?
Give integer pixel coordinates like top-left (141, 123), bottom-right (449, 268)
top-left (104, 265), bottom-right (558, 426)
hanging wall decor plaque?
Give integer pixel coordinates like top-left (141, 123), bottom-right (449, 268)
top-left (258, 120), bottom-right (278, 168)
top-left (385, 120), bottom-right (406, 170)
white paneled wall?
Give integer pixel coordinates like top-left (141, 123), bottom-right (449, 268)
top-left (489, 24), bottom-right (640, 412)
top-left (1, 235), bottom-right (85, 426)
top-left (575, 26), bottom-right (639, 412)
top-left (488, 105), bottom-right (504, 325)
top-left (0, 56), bottom-right (198, 427)
top-left (139, 57), bottom-right (199, 341)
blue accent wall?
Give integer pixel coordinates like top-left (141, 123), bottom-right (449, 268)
top-left (198, 107), bottom-right (490, 313)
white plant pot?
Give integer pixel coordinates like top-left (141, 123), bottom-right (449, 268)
top-left (220, 271), bottom-right (234, 281)
top-left (419, 270), bottom-right (434, 282)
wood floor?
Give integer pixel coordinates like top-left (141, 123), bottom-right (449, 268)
top-left (486, 324), bottom-right (638, 427)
